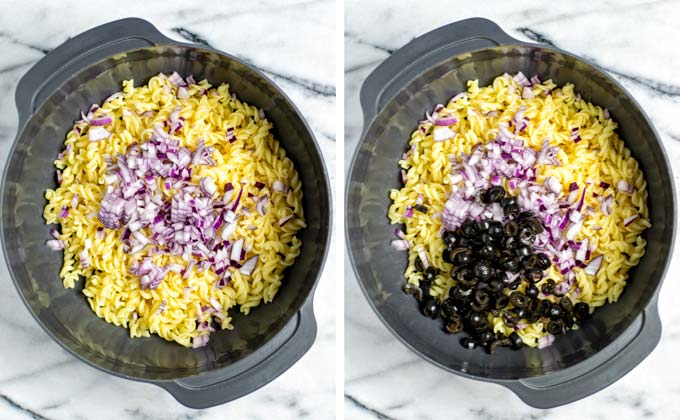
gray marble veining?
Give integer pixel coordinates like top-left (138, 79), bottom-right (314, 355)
top-left (0, 1), bottom-right (335, 419)
top-left (345, 1), bottom-right (680, 419)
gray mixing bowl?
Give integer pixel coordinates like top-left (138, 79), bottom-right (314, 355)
top-left (346, 18), bottom-right (675, 408)
top-left (1, 18), bottom-right (331, 408)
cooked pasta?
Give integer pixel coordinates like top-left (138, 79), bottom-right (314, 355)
top-left (388, 73), bottom-right (649, 348)
top-left (44, 73), bottom-right (305, 348)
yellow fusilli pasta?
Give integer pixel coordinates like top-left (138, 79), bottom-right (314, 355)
top-left (44, 73), bottom-right (305, 348)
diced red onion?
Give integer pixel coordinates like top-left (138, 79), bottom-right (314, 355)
top-left (521, 86), bottom-right (534, 99)
top-left (193, 334), bottom-right (209, 348)
top-left (584, 255), bottom-right (603, 276)
top-left (544, 177), bottom-right (562, 195)
top-left (513, 71), bottom-right (531, 87)
top-left (90, 115), bottom-right (113, 126)
top-left (272, 180), bottom-right (288, 193)
top-left (538, 334), bottom-right (555, 349)
top-left (433, 126), bottom-right (456, 142)
top-left (256, 195), bottom-right (268, 215)
top-left (177, 86), bottom-right (189, 99)
top-left (279, 214), bottom-right (294, 226)
top-left (391, 239), bottom-right (409, 251)
top-left (623, 214), bottom-right (639, 227)
top-left (239, 255), bottom-right (258, 275)
top-left (617, 180), bottom-right (633, 193)
top-left (88, 127), bottom-right (111, 142)
top-left (79, 250), bottom-right (90, 269)
top-left (46, 239), bottom-right (64, 250)
top-left (434, 116), bottom-right (458, 126)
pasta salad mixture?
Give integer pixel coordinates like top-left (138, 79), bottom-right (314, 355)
top-left (389, 72), bottom-right (649, 352)
top-left (44, 73), bottom-right (305, 348)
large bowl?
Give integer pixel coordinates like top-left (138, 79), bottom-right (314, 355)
top-left (1, 18), bottom-right (331, 408)
top-left (346, 18), bottom-right (675, 408)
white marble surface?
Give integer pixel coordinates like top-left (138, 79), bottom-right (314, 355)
top-left (0, 1), bottom-right (335, 419)
top-left (345, 1), bottom-right (680, 419)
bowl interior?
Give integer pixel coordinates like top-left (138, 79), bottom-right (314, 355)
top-left (347, 46), bottom-right (674, 379)
top-left (2, 46), bottom-right (330, 380)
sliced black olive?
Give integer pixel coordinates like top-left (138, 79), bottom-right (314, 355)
top-left (522, 217), bottom-right (544, 234)
top-left (559, 296), bottom-right (574, 313)
top-left (574, 302), bottom-right (590, 320)
top-left (526, 267), bottom-right (544, 283)
top-left (402, 283), bottom-right (423, 301)
top-left (564, 315), bottom-right (575, 329)
top-left (536, 253), bottom-right (552, 270)
top-left (518, 210), bottom-right (534, 219)
top-left (488, 279), bottom-right (503, 294)
top-left (500, 256), bottom-right (519, 272)
top-left (521, 255), bottom-right (538, 271)
top-left (480, 232), bottom-right (494, 245)
top-left (457, 274), bottom-right (477, 289)
top-left (454, 249), bottom-right (474, 266)
top-left (442, 230), bottom-right (457, 248)
top-left (484, 186), bottom-right (506, 203)
top-left (541, 299), bottom-right (553, 317)
top-left (516, 246), bottom-right (531, 258)
top-left (414, 204), bottom-right (428, 214)
top-left (487, 339), bottom-right (502, 354)
top-left (421, 298), bottom-right (439, 319)
top-left (479, 244), bottom-right (496, 259)
top-left (420, 280), bottom-right (431, 298)
top-left (507, 279), bottom-right (521, 290)
top-left (525, 285), bottom-right (539, 299)
top-left (549, 304), bottom-right (563, 320)
top-left (440, 297), bottom-right (456, 319)
top-left (505, 236), bottom-right (518, 250)
top-left (461, 337), bottom-right (477, 350)
top-left (503, 310), bottom-right (520, 325)
top-left (510, 292), bottom-right (528, 308)
top-left (473, 260), bottom-right (493, 280)
top-left (541, 279), bottom-right (556, 295)
top-left (446, 314), bottom-right (463, 333)
top-left (415, 256), bottom-right (426, 272)
top-left (424, 267), bottom-right (436, 282)
top-left (457, 236), bottom-right (472, 248)
top-left (509, 332), bottom-right (524, 350)
top-left (487, 222), bottom-right (504, 239)
top-left (476, 220), bottom-right (491, 232)
top-left (515, 307), bottom-right (528, 319)
top-left (474, 290), bottom-right (490, 307)
top-left (525, 311), bottom-right (540, 323)
top-left (504, 203), bottom-right (520, 217)
top-left (461, 221), bottom-right (478, 238)
top-left (547, 319), bottom-right (564, 335)
top-left (504, 220), bottom-right (519, 237)
top-left (519, 227), bottom-right (537, 246)
top-left (493, 296), bottom-right (509, 311)
top-left (450, 285), bottom-right (472, 301)
top-left (478, 331), bottom-right (494, 345)
top-left (468, 311), bottom-right (486, 328)
top-left (500, 196), bottom-right (517, 208)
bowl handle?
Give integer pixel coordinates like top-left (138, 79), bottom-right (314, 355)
top-left (502, 293), bottom-right (662, 409)
top-left (157, 298), bottom-right (318, 409)
top-left (14, 18), bottom-right (175, 128)
top-left (359, 17), bottom-right (529, 133)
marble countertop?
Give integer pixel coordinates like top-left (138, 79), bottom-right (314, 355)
top-left (0, 1), bottom-right (335, 419)
top-left (345, 1), bottom-right (680, 419)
